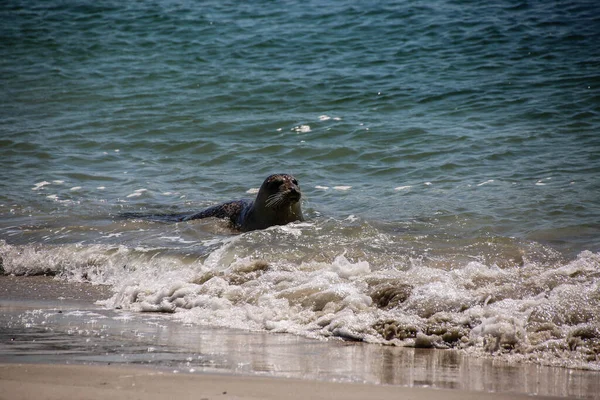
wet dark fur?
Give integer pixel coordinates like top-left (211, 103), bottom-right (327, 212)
top-left (120, 174), bottom-right (304, 232)
top-left (184, 173), bottom-right (303, 231)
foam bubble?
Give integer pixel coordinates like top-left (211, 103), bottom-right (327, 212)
top-left (126, 189), bottom-right (148, 198)
top-left (470, 315), bottom-right (526, 353)
top-left (329, 255), bottom-right (370, 279)
top-left (102, 233), bottom-right (122, 238)
top-left (32, 181), bottom-right (50, 190)
top-left (158, 236), bottom-right (197, 244)
top-left (477, 180), bottom-right (494, 186)
top-left (333, 186), bottom-right (352, 191)
top-left (3, 236), bottom-right (599, 371)
top-left (293, 125), bottom-right (311, 133)
top-left (275, 224), bottom-right (304, 238)
top-left (536, 177), bottom-right (552, 186)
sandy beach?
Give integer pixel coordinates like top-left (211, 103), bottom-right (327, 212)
top-left (1, 276), bottom-right (598, 399)
top-left (0, 362), bottom-right (567, 400)
top-left (4, 1), bottom-right (600, 399)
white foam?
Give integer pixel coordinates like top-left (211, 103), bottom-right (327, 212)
top-left (32, 181), bottom-right (51, 190)
top-left (315, 185), bottom-right (329, 190)
top-left (158, 236), bottom-right (197, 244)
top-left (477, 180), bottom-right (494, 186)
top-left (470, 315), bottom-right (526, 352)
top-left (5, 238), bottom-right (598, 371)
top-left (536, 177), bottom-right (552, 186)
top-left (126, 189), bottom-right (148, 198)
top-left (202, 235), bottom-right (243, 272)
top-left (318, 115), bottom-right (331, 121)
top-left (246, 188), bottom-right (259, 194)
top-left (329, 255), bottom-right (370, 279)
top-left (333, 186), bottom-right (351, 191)
top-left (403, 280), bottom-right (474, 317)
top-left (52, 180), bottom-right (64, 184)
top-left (293, 125), bottom-right (311, 133)
top-left (70, 186), bottom-right (82, 191)
top-left (97, 186), bottom-right (106, 190)
top-left (394, 185), bottom-right (411, 191)
top-left (102, 233), bottom-right (122, 238)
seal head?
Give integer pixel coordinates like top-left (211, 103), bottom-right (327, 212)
top-left (183, 173), bottom-right (303, 231)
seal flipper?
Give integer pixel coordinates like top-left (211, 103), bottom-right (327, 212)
top-left (118, 212), bottom-right (192, 223)
top-left (119, 174), bottom-right (302, 232)
top-left (183, 200), bottom-right (248, 225)
top-left (119, 200), bottom-right (249, 225)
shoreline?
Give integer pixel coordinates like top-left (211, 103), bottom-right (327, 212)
top-left (1, 275), bottom-right (599, 399)
top-left (0, 363), bottom-right (564, 400)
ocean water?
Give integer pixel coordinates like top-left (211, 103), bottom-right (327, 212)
top-left (1, 0), bottom-right (599, 371)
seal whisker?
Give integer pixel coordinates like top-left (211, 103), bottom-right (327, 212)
top-left (266, 192), bottom-right (285, 208)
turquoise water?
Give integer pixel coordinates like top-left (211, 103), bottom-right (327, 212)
top-left (1, 1), bottom-right (600, 370)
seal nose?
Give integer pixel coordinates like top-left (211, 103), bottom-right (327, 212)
top-left (289, 187), bottom-right (301, 200)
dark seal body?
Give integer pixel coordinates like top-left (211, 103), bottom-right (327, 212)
top-left (183, 173), bottom-right (304, 231)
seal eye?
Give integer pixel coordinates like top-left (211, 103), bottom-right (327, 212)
top-left (292, 179), bottom-right (298, 186)
top-left (268, 179), bottom-right (283, 190)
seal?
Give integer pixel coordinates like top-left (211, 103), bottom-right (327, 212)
top-left (182, 173), bottom-right (303, 231)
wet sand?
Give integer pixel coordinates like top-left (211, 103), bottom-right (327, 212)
top-left (0, 276), bottom-right (598, 399)
top-left (0, 275), bottom-right (111, 303)
top-left (0, 363), bottom-right (564, 400)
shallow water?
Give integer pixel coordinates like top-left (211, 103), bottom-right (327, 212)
top-left (1, 0), bottom-right (599, 371)
top-left (1, 285), bottom-right (599, 399)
